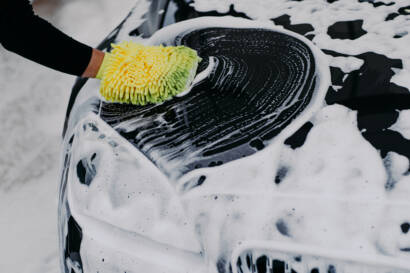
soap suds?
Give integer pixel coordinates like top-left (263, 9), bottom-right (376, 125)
top-left (330, 56), bottom-right (364, 73)
top-left (59, 2), bottom-right (410, 272)
top-left (192, 0), bottom-right (410, 92)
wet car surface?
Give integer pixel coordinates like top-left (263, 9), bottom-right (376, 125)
top-left (60, 0), bottom-right (410, 272)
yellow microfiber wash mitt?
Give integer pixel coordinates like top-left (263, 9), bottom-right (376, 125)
top-left (96, 41), bottom-right (202, 106)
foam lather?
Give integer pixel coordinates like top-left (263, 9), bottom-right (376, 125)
top-left (97, 42), bottom-right (201, 105)
top-left (98, 17), bottom-right (330, 178)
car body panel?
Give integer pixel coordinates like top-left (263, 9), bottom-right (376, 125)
top-left (59, 0), bottom-right (410, 272)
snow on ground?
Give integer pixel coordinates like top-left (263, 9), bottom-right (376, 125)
top-left (390, 110), bottom-right (410, 140)
top-left (0, 1), bottom-right (135, 272)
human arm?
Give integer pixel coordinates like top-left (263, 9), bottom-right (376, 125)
top-left (0, 0), bottom-right (99, 77)
top-left (82, 48), bottom-right (105, 78)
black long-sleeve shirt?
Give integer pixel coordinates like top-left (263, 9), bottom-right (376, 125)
top-left (0, 0), bottom-right (92, 76)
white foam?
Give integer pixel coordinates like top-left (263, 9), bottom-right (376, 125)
top-left (176, 57), bottom-right (216, 98)
top-left (192, 0), bottom-right (410, 92)
top-left (66, 102), bottom-right (410, 271)
top-left (115, 0), bottom-right (150, 43)
top-left (330, 56), bottom-right (364, 73)
top-left (61, 8), bottom-right (410, 273)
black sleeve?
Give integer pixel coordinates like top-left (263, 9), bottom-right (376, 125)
top-left (0, 0), bottom-right (93, 76)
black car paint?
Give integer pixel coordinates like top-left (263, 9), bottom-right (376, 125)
top-left (60, 1), bottom-right (410, 272)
